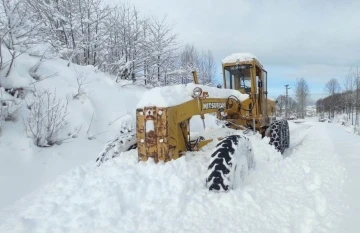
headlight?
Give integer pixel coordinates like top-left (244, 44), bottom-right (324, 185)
top-left (192, 87), bottom-right (202, 98)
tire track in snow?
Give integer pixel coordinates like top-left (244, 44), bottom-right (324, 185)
top-left (281, 123), bottom-right (346, 233)
top-left (246, 122), bottom-right (346, 233)
top-left (324, 123), bottom-right (360, 233)
top-left (283, 122), bottom-right (314, 158)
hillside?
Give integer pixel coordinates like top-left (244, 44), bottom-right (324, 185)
top-left (0, 46), bottom-right (148, 209)
top-left (0, 47), bottom-right (219, 210)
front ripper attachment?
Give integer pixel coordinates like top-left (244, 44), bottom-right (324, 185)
top-left (95, 127), bottom-right (137, 167)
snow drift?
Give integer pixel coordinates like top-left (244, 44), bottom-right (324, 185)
top-left (222, 53), bottom-right (258, 64)
top-left (0, 46), bottom-right (148, 209)
top-left (137, 83), bottom-right (249, 108)
top-left (0, 122), bottom-right (349, 233)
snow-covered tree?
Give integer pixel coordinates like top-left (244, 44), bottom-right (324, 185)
top-left (177, 44), bottom-right (217, 85)
top-left (324, 78), bottom-right (341, 118)
top-left (0, 0), bottom-right (40, 76)
top-left (276, 95), bottom-right (286, 116)
top-left (1, 0), bottom-right (216, 87)
top-left (103, 4), bottom-right (148, 82)
top-left (295, 78), bottom-right (310, 119)
top-left (145, 16), bottom-right (178, 86)
top-left (198, 50), bottom-right (216, 85)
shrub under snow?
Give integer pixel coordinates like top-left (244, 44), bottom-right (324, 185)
top-left (24, 89), bottom-right (69, 147)
top-left (0, 87), bottom-right (23, 135)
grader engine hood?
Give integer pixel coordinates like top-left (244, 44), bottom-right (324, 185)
top-left (135, 83), bottom-right (249, 163)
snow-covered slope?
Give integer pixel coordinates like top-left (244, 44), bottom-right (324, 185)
top-left (0, 120), bottom-right (355, 233)
top-left (0, 48), bottom-right (149, 210)
top-left (0, 47), bottom-right (246, 211)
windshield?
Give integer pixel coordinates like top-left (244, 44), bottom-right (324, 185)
top-left (224, 65), bottom-right (251, 93)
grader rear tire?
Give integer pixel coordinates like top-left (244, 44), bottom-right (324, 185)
top-left (206, 135), bottom-right (255, 191)
top-left (283, 120), bottom-right (290, 149)
top-left (269, 119), bottom-right (290, 153)
top-left (269, 120), bottom-right (285, 153)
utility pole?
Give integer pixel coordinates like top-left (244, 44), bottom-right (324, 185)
top-left (285, 84), bottom-right (290, 119)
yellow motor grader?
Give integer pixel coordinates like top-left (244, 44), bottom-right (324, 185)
top-left (96, 53), bottom-right (290, 191)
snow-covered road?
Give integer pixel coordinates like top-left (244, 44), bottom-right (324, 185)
top-left (0, 121), bottom-right (357, 233)
top-left (326, 123), bottom-right (360, 233)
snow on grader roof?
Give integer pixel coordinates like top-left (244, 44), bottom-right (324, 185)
top-left (136, 83), bottom-right (249, 108)
top-left (222, 53), bottom-right (257, 64)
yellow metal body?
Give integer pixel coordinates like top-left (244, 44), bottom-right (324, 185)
top-left (136, 55), bottom-right (276, 162)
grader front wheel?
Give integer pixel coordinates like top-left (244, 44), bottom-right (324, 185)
top-left (206, 135), bottom-right (255, 191)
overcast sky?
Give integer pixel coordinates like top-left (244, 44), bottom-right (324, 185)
top-left (111, 0), bottom-right (360, 101)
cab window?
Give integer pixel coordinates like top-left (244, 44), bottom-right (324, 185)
top-left (223, 65), bottom-right (251, 93)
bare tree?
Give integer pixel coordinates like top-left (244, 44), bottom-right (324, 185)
top-left (349, 67), bottom-right (360, 126)
top-left (177, 44), bottom-right (217, 85)
top-left (325, 78), bottom-right (341, 95)
top-left (277, 95), bottom-right (297, 117)
top-left (0, 87), bottom-right (5, 134)
top-left (295, 77), bottom-right (310, 119)
top-left (198, 50), bottom-right (216, 85)
top-left (73, 70), bottom-right (91, 99)
top-left (316, 67), bottom-right (360, 128)
top-left (288, 97), bottom-right (298, 115)
top-left (276, 95), bottom-right (286, 117)
top-left (177, 44), bottom-right (199, 84)
top-left (146, 15), bottom-right (178, 85)
top-left (324, 78), bottom-right (341, 118)
top-left (344, 73), bottom-right (355, 124)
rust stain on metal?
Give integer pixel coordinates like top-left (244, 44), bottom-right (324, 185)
top-left (136, 108), bottom-right (146, 161)
top-left (156, 107), bottom-right (169, 162)
top-left (144, 106), bottom-right (158, 162)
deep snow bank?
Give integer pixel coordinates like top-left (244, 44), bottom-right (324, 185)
top-left (0, 47), bottom-right (149, 209)
top-left (0, 122), bottom-right (349, 233)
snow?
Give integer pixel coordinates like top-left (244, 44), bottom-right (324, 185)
top-left (0, 47), bottom-right (359, 233)
top-left (327, 124), bottom-right (360, 232)
top-left (0, 46), bottom-right (148, 210)
top-left (0, 119), bottom-right (356, 233)
top-left (145, 120), bottom-right (155, 132)
top-left (137, 83), bottom-right (249, 108)
top-left (222, 53), bottom-right (257, 64)
top-left (0, 87), bottom-right (14, 101)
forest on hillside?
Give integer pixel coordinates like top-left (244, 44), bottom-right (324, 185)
top-left (0, 0), bottom-right (217, 87)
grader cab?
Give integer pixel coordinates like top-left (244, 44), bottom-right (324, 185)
top-left (97, 53), bottom-right (290, 191)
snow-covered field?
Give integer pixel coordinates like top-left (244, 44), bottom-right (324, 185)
top-left (0, 117), bottom-right (359, 233)
top-left (1, 50), bottom-right (360, 233)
